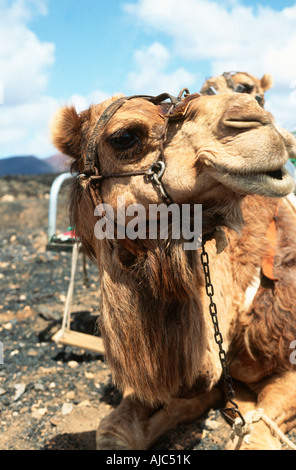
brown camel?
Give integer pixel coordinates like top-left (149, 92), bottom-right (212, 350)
top-left (51, 90), bottom-right (296, 450)
top-left (200, 71), bottom-right (273, 107)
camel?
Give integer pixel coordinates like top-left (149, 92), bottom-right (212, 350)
top-left (200, 71), bottom-right (273, 107)
top-left (51, 90), bottom-right (296, 450)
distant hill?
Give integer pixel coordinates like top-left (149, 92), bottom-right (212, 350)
top-left (45, 153), bottom-right (73, 172)
top-left (0, 155), bottom-right (71, 176)
top-left (0, 156), bottom-right (54, 176)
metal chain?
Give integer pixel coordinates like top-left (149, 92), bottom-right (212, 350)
top-left (146, 98), bottom-right (178, 206)
top-left (200, 242), bottom-right (245, 426)
top-left (147, 161), bottom-right (174, 205)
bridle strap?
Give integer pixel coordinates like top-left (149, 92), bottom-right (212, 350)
top-left (79, 169), bottom-right (148, 183)
top-left (79, 89), bottom-right (200, 207)
top-left (83, 92), bottom-right (183, 175)
top-left (84, 96), bottom-right (128, 175)
top-left (223, 71), bottom-right (263, 105)
top-left (223, 71), bottom-right (237, 90)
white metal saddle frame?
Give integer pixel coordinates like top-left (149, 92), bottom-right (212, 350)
top-left (47, 172), bottom-right (104, 354)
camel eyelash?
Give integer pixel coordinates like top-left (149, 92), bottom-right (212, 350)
top-left (108, 130), bottom-right (140, 149)
top-left (108, 128), bottom-right (146, 159)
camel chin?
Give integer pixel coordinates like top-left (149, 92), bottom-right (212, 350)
top-left (213, 166), bottom-right (294, 198)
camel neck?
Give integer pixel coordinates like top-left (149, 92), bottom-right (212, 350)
top-left (96, 240), bottom-right (219, 405)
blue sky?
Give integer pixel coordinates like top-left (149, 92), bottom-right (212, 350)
top-left (30, 1), bottom-right (139, 98)
top-left (1, 0), bottom-right (296, 158)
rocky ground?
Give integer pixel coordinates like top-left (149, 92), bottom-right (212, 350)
top-left (0, 173), bottom-right (295, 451)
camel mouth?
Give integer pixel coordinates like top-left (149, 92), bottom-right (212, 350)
top-left (212, 166), bottom-right (294, 198)
top-left (265, 169), bottom-right (284, 180)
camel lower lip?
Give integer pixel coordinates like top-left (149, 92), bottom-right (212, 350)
top-left (213, 167), bottom-right (294, 197)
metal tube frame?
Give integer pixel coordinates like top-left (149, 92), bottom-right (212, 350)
top-left (47, 172), bottom-right (73, 242)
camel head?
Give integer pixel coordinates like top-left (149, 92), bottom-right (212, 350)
top-left (200, 72), bottom-right (273, 107)
top-left (51, 91), bottom-right (295, 240)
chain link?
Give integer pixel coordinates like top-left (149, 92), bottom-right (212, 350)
top-left (147, 161), bottom-right (174, 205)
top-left (200, 242), bottom-right (245, 426)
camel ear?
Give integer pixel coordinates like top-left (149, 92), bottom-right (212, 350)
top-left (51, 106), bottom-right (83, 160)
top-left (260, 74), bottom-right (273, 91)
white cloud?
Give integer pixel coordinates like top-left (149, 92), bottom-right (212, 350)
top-left (67, 90), bottom-right (110, 113)
top-left (2, 0), bottom-right (296, 159)
top-left (124, 0), bottom-right (296, 130)
top-left (0, 0), bottom-right (55, 157)
top-left (126, 42), bottom-right (196, 95)
top-left (0, 0), bottom-right (54, 105)
top-left (266, 88), bottom-right (296, 132)
top-left (0, 90), bottom-right (111, 158)
top-left (0, 0), bottom-right (108, 158)
top-left (0, 94), bottom-right (58, 156)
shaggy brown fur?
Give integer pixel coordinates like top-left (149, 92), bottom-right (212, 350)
top-left (51, 92), bottom-right (296, 450)
top-left (229, 198), bottom-right (296, 380)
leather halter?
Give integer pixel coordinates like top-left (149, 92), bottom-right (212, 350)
top-left (78, 89), bottom-right (200, 207)
top-left (205, 71), bottom-right (263, 105)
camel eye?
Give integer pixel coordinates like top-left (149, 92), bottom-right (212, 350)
top-left (241, 83), bottom-right (254, 93)
top-left (109, 131), bottom-right (141, 150)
